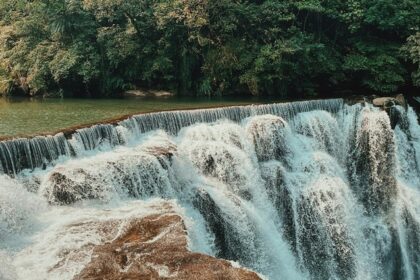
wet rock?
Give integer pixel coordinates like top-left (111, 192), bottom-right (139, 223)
top-left (187, 142), bottom-right (251, 199)
top-left (346, 94), bottom-right (407, 111)
top-left (296, 185), bottom-right (356, 280)
top-left (245, 115), bottom-right (289, 162)
top-left (373, 95), bottom-right (406, 109)
top-left (344, 95), bottom-right (369, 106)
top-left (388, 105), bottom-right (408, 129)
top-left (348, 110), bottom-right (397, 215)
top-left (43, 141), bottom-right (176, 205)
top-left (192, 189), bottom-right (256, 264)
top-left (143, 140), bottom-right (177, 163)
top-left (294, 111), bottom-right (342, 156)
top-left (373, 97), bottom-right (397, 108)
top-left (260, 162), bottom-right (296, 249)
top-left (374, 207), bottom-right (420, 279)
top-left (46, 168), bottom-right (104, 204)
top-left (75, 204), bottom-right (261, 280)
top-left (395, 94), bottom-right (407, 108)
top-left (345, 95), bottom-right (409, 129)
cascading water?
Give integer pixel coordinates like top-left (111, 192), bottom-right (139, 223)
top-left (0, 99), bottom-right (419, 280)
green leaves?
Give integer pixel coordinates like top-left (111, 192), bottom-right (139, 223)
top-left (343, 40), bottom-right (406, 93)
top-left (0, 0), bottom-right (418, 97)
top-left (402, 32), bottom-right (420, 86)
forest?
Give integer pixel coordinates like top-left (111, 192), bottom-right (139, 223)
top-left (0, 0), bottom-right (419, 98)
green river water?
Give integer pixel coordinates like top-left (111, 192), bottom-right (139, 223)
top-left (0, 96), bottom-right (280, 138)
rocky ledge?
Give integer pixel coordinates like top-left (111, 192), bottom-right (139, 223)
top-left (344, 94), bottom-right (417, 128)
top-left (73, 203), bottom-right (261, 280)
top-left (344, 94), bottom-right (407, 108)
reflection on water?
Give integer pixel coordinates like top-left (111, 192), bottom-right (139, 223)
top-left (0, 96), bottom-right (282, 137)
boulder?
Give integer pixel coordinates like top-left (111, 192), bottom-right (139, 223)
top-left (372, 97), bottom-right (396, 108)
top-left (373, 95), bottom-right (406, 109)
top-left (395, 94), bottom-right (407, 108)
top-left (245, 115), bottom-right (289, 162)
top-left (344, 96), bottom-right (367, 106)
top-left (46, 167), bottom-right (102, 204)
top-left (74, 204), bottom-right (262, 280)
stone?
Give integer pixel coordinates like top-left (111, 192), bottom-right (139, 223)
top-left (395, 94), bottom-right (407, 108)
top-left (372, 97), bottom-right (396, 108)
top-left (74, 204), bottom-right (262, 280)
top-left (245, 115), bottom-right (289, 162)
top-left (372, 95), bottom-right (406, 109)
top-left (46, 167), bottom-right (102, 204)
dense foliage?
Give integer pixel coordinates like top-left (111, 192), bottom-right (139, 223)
top-left (0, 0), bottom-right (419, 97)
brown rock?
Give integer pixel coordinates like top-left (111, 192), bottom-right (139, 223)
top-left (343, 95), bottom-right (367, 106)
top-left (395, 94), bottom-right (407, 108)
top-left (74, 206), bottom-right (262, 280)
top-left (46, 167), bottom-right (103, 204)
top-left (143, 140), bottom-right (177, 159)
top-left (372, 95), bottom-right (406, 109)
top-left (372, 97), bottom-right (396, 108)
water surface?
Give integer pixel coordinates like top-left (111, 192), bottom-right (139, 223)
top-left (0, 96), bottom-right (276, 137)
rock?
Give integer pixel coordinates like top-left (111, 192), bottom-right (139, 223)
top-left (46, 167), bottom-right (102, 204)
top-left (344, 94), bottom-right (407, 108)
top-left (395, 94), bottom-right (407, 108)
top-left (373, 95), bottom-right (406, 109)
top-left (43, 139), bottom-right (177, 205)
top-left (124, 89), bottom-right (175, 98)
top-left (372, 97), bottom-right (396, 108)
top-left (74, 203), bottom-right (262, 280)
top-left (245, 115), bottom-right (289, 162)
top-left (344, 96), bottom-right (367, 106)
top-left (143, 140), bottom-right (177, 159)
top-left (192, 188), bottom-right (253, 264)
top-left (371, 95), bottom-right (408, 128)
top-left (348, 110), bottom-right (397, 215)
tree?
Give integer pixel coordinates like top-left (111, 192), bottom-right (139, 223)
top-left (403, 32), bottom-right (420, 86)
top-left (0, 0), bottom-right (418, 97)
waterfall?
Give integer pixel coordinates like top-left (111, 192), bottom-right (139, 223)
top-left (0, 99), bottom-right (342, 175)
top-left (0, 99), bottom-right (419, 280)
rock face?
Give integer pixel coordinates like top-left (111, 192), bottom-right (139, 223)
top-left (345, 94), bottom-right (407, 109)
top-left (43, 140), bottom-right (177, 205)
top-left (372, 94), bottom-right (406, 109)
top-left (74, 204), bottom-right (261, 280)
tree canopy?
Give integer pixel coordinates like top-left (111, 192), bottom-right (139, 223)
top-left (0, 0), bottom-right (419, 97)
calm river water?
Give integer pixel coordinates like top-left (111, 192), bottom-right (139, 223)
top-left (0, 96), bottom-right (281, 137)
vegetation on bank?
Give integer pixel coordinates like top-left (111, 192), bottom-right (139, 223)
top-left (0, 0), bottom-right (419, 98)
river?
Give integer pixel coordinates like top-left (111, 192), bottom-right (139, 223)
top-left (0, 96), bottom-right (277, 138)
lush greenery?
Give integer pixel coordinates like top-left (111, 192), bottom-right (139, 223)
top-left (0, 0), bottom-right (419, 97)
